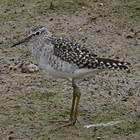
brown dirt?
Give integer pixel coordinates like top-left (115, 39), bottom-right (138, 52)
top-left (0, 0), bottom-right (140, 139)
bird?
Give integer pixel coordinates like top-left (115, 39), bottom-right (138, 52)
top-left (11, 25), bottom-right (130, 127)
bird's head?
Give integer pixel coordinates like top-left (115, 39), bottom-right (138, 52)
top-left (11, 25), bottom-right (52, 47)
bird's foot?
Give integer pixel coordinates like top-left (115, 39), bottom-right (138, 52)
top-left (49, 118), bottom-right (78, 128)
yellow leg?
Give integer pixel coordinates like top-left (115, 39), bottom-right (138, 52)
top-left (49, 80), bottom-right (81, 127)
top-left (73, 82), bottom-right (81, 122)
top-left (69, 80), bottom-right (81, 125)
top-left (69, 81), bottom-right (76, 121)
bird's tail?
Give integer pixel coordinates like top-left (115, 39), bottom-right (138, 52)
top-left (95, 58), bottom-right (131, 72)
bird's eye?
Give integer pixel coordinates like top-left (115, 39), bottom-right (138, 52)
top-left (35, 31), bottom-right (40, 35)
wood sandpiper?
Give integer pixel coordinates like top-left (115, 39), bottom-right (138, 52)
top-left (11, 25), bottom-right (130, 127)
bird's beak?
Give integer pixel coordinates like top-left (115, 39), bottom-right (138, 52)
top-left (11, 34), bottom-right (33, 48)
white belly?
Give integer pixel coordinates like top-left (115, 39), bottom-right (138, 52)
top-left (40, 62), bottom-right (101, 81)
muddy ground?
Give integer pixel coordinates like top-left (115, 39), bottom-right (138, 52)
top-left (0, 0), bottom-right (140, 139)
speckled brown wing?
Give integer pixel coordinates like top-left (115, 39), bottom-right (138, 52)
top-left (51, 35), bottom-right (130, 72)
top-left (52, 36), bottom-right (98, 68)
